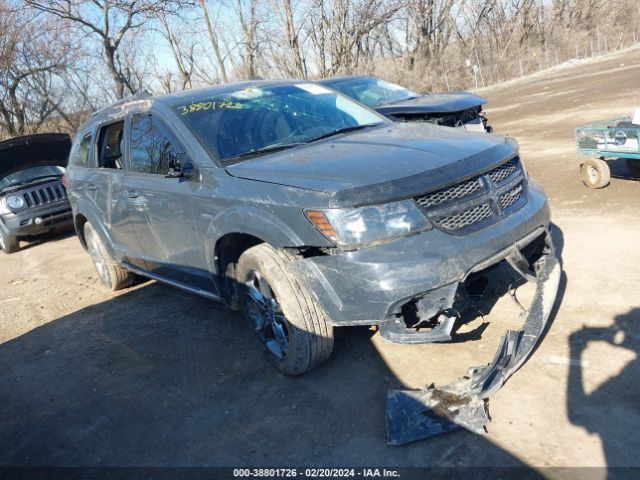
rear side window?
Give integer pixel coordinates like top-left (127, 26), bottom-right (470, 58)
top-left (69, 134), bottom-right (92, 167)
top-left (97, 121), bottom-right (124, 169)
top-left (129, 114), bottom-right (188, 175)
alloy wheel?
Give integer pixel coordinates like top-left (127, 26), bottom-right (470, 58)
top-left (244, 270), bottom-right (290, 360)
top-left (86, 229), bottom-right (110, 285)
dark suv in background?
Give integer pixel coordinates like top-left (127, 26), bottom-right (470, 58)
top-left (65, 81), bottom-right (559, 377)
top-left (0, 134), bottom-right (72, 254)
top-left (318, 75), bottom-right (492, 132)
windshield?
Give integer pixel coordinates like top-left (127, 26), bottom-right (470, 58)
top-left (0, 165), bottom-right (65, 191)
top-left (326, 77), bottom-right (419, 108)
top-left (174, 83), bottom-right (385, 163)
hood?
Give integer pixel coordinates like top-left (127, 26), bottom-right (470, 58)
top-left (376, 92), bottom-right (487, 115)
top-left (226, 123), bottom-right (516, 207)
top-left (0, 133), bottom-right (71, 178)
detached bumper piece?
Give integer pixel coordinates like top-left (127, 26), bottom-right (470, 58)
top-left (386, 242), bottom-right (561, 446)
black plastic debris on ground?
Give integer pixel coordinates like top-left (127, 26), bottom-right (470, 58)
top-left (385, 251), bottom-right (561, 446)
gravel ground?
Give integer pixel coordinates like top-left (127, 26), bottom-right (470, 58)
top-left (1, 47), bottom-right (639, 478)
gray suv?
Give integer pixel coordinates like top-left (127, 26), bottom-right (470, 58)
top-left (66, 80), bottom-right (559, 376)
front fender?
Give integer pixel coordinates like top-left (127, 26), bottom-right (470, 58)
top-left (205, 206), bottom-right (307, 275)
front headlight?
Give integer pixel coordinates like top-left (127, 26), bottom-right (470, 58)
top-left (6, 195), bottom-right (24, 210)
top-left (306, 200), bottom-right (431, 247)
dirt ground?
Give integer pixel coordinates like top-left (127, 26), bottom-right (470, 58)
top-left (1, 47), bottom-right (640, 477)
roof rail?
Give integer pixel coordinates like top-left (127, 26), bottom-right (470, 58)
top-left (91, 91), bottom-right (153, 117)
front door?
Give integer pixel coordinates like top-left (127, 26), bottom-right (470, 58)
top-left (123, 112), bottom-right (217, 295)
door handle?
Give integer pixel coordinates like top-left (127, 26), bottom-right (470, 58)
top-left (127, 190), bottom-right (139, 199)
top-left (86, 183), bottom-right (98, 191)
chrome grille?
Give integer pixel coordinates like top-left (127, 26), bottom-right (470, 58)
top-left (435, 203), bottom-right (492, 231)
top-left (414, 178), bottom-right (481, 208)
top-left (488, 158), bottom-right (518, 184)
top-left (500, 183), bottom-right (523, 210)
top-left (413, 156), bottom-right (526, 234)
top-left (22, 182), bottom-right (67, 209)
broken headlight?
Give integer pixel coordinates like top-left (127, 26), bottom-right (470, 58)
top-left (306, 200), bottom-right (431, 247)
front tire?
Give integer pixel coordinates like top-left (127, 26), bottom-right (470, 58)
top-left (236, 243), bottom-right (334, 376)
top-left (0, 228), bottom-right (19, 254)
top-left (84, 223), bottom-right (133, 291)
top-left (581, 158), bottom-right (610, 189)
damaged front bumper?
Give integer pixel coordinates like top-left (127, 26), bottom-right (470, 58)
top-left (385, 243), bottom-right (561, 445)
top-left (292, 180), bottom-right (551, 328)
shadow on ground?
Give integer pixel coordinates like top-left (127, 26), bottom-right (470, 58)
top-left (0, 230), bottom-right (573, 473)
top-left (568, 308), bottom-right (640, 477)
top-left (15, 228), bottom-right (75, 253)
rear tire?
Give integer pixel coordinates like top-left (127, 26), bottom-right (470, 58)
top-left (84, 223), bottom-right (133, 291)
top-left (236, 243), bottom-right (334, 376)
top-left (581, 158), bottom-right (610, 189)
top-left (0, 228), bottom-right (19, 254)
top-left (625, 158), bottom-right (640, 178)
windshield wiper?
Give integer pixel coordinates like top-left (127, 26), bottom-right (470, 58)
top-left (306, 124), bottom-right (380, 143)
top-left (225, 142), bottom-right (306, 162)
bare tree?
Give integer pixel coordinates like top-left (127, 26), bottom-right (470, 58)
top-left (270, 0), bottom-right (307, 77)
top-left (158, 11), bottom-right (195, 90)
top-left (0, 1), bottom-right (69, 138)
top-left (199, 0), bottom-right (229, 83)
top-left (234, 0), bottom-right (260, 78)
top-left (26, 0), bottom-right (179, 99)
top-left (306, 0), bottom-right (401, 76)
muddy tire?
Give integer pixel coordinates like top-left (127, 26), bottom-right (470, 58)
top-left (236, 243), bottom-right (334, 376)
top-left (581, 158), bottom-right (610, 189)
top-left (0, 228), bottom-right (19, 254)
top-left (625, 158), bottom-right (640, 178)
top-left (84, 223), bottom-right (133, 291)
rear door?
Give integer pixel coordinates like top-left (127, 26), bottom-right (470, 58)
top-left (122, 112), bottom-right (216, 294)
top-left (82, 120), bottom-right (134, 257)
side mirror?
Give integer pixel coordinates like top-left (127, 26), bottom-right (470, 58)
top-left (165, 159), bottom-right (194, 179)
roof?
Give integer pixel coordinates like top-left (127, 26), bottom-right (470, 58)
top-left (316, 75), bottom-right (374, 84)
top-left (156, 79), bottom-right (300, 107)
top-left (85, 79), bottom-right (304, 126)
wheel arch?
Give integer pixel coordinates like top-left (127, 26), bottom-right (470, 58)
top-left (205, 207), bottom-right (306, 276)
top-left (74, 213), bottom-right (89, 250)
top-left (72, 202), bottom-right (117, 259)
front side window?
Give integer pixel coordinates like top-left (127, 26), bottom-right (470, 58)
top-left (327, 77), bottom-right (419, 108)
top-left (173, 83), bottom-right (386, 164)
top-left (129, 114), bottom-right (188, 175)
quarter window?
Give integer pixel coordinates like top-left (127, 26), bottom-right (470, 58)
top-left (69, 134), bottom-right (92, 167)
top-left (130, 114), bottom-right (188, 175)
top-left (97, 122), bottom-right (124, 170)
